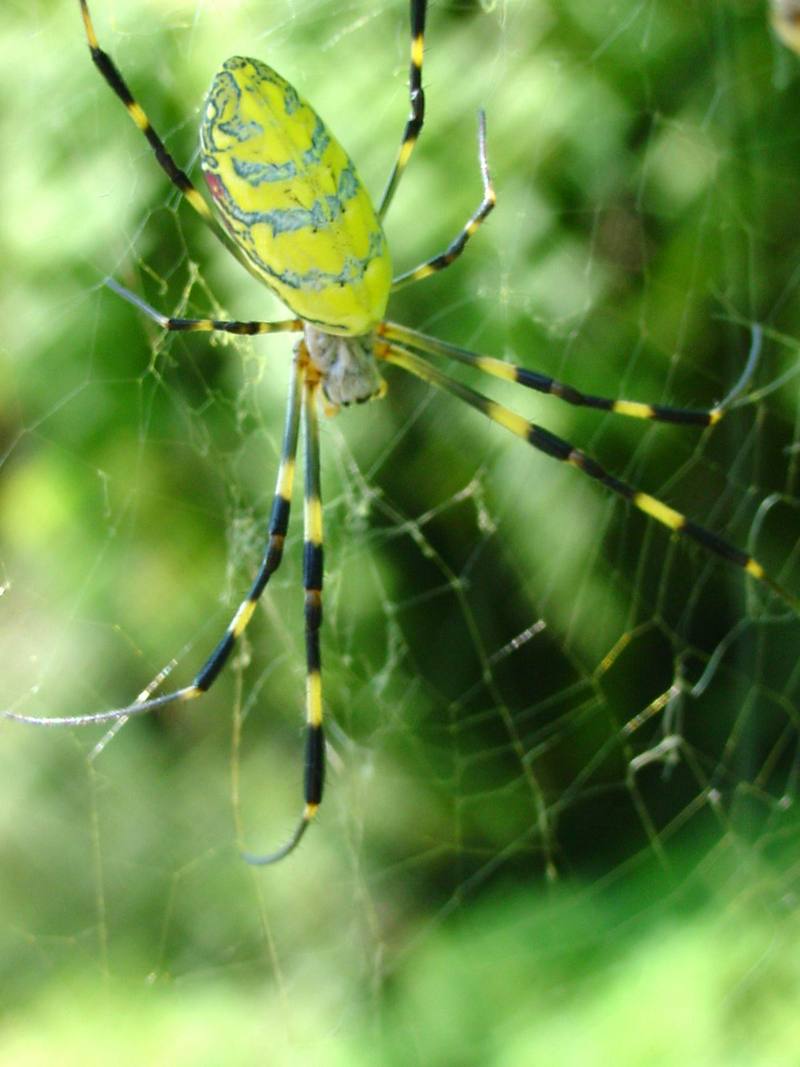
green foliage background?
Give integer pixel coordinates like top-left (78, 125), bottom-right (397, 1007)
top-left (1, 0), bottom-right (800, 1062)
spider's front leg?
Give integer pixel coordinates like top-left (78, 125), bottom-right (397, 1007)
top-left (378, 0), bottom-right (428, 218)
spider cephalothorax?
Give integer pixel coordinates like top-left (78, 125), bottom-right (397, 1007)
top-left (303, 327), bottom-right (385, 407)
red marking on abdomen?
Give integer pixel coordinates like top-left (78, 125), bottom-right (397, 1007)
top-left (204, 171), bottom-right (225, 203)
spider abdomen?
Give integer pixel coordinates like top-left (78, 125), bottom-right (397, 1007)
top-left (200, 56), bottom-right (392, 337)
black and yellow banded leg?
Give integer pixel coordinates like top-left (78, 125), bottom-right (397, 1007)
top-left (380, 321), bottom-right (723, 427)
top-left (2, 352), bottom-right (304, 729)
top-left (378, 0), bottom-right (427, 219)
top-left (245, 363), bottom-right (326, 864)
top-left (78, 0), bottom-right (253, 276)
top-left (379, 342), bottom-right (800, 613)
top-left (391, 111), bottom-right (496, 291)
top-left (301, 371), bottom-right (326, 836)
top-left (106, 278), bottom-right (303, 338)
top-left (190, 358), bottom-right (302, 697)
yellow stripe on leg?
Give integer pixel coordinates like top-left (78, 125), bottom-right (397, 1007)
top-left (307, 670), bottom-right (323, 728)
top-left (126, 101), bottom-right (149, 132)
top-left (276, 459), bottom-right (295, 500)
top-left (398, 137), bottom-right (417, 169)
top-left (476, 355), bottom-right (516, 383)
top-left (612, 400), bottom-right (657, 420)
top-left (178, 685), bottom-right (205, 702)
top-left (745, 558), bottom-right (766, 581)
top-left (80, 2), bottom-right (98, 47)
top-left (633, 492), bottom-right (685, 532)
top-left (230, 599), bottom-right (256, 638)
top-left (485, 401), bottom-right (531, 441)
top-left (411, 32), bottom-right (424, 69)
top-left (184, 187), bottom-right (215, 222)
top-left (306, 495), bottom-right (323, 546)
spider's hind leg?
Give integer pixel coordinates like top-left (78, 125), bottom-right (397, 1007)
top-left (242, 353), bottom-right (327, 865)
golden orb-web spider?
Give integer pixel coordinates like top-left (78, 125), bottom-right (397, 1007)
top-left (5, 0), bottom-right (798, 864)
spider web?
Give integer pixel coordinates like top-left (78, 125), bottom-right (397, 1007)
top-left (2, 0), bottom-right (800, 1060)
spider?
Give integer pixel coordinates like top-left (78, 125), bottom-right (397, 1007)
top-left (5, 0), bottom-right (798, 864)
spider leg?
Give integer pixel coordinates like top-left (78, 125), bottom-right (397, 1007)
top-left (2, 350), bottom-right (303, 728)
top-left (391, 111), bottom-right (496, 290)
top-left (380, 321), bottom-right (764, 427)
top-left (244, 358), bottom-right (325, 864)
top-left (105, 278), bottom-right (303, 337)
top-left (378, 341), bottom-right (800, 613)
top-left (378, 0), bottom-right (427, 219)
top-left (78, 0), bottom-right (257, 280)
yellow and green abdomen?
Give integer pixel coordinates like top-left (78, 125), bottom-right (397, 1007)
top-left (200, 56), bottom-right (392, 336)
